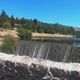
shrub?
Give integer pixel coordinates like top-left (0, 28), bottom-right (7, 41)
top-left (17, 28), bottom-right (32, 40)
top-left (0, 35), bottom-right (16, 54)
top-left (2, 22), bottom-right (10, 31)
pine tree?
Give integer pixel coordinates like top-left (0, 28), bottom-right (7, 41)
top-left (0, 10), bottom-right (9, 26)
top-left (10, 14), bottom-right (15, 28)
top-left (32, 19), bottom-right (37, 32)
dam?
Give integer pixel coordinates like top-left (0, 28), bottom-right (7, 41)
top-left (0, 40), bottom-right (80, 80)
top-left (16, 41), bottom-right (80, 63)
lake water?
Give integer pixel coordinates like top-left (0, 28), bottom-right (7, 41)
top-left (32, 36), bottom-right (80, 47)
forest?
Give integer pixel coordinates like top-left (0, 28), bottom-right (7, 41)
top-left (0, 10), bottom-right (80, 35)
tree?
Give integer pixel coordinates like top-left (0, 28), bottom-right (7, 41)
top-left (10, 15), bottom-right (15, 28)
top-left (15, 17), bottom-right (20, 24)
top-left (20, 18), bottom-right (26, 24)
top-left (0, 35), bottom-right (16, 54)
top-left (3, 22), bottom-right (10, 31)
top-left (0, 10), bottom-right (9, 26)
top-left (32, 19), bottom-right (38, 32)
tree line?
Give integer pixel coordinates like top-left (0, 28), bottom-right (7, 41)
top-left (0, 10), bottom-right (80, 35)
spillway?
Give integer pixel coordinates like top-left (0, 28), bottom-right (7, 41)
top-left (16, 41), bottom-right (80, 63)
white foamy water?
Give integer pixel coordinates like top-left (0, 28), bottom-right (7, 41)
top-left (0, 52), bottom-right (80, 72)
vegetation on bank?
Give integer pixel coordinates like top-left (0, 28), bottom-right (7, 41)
top-left (0, 10), bottom-right (80, 36)
top-left (2, 22), bottom-right (10, 31)
top-left (0, 35), bottom-right (16, 54)
top-left (17, 28), bottom-right (32, 40)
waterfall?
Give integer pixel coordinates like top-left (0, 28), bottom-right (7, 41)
top-left (45, 44), bottom-right (51, 59)
top-left (47, 66), bottom-right (54, 80)
top-left (63, 46), bottom-right (71, 62)
top-left (37, 44), bottom-right (45, 59)
top-left (16, 41), bottom-right (80, 63)
top-left (32, 44), bottom-right (37, 58)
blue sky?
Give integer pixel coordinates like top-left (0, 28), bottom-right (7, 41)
top-left (0, 0), bottom-right (80, 27)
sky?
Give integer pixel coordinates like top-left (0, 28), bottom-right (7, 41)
top-left (0, 0), bottom-right (80, 27)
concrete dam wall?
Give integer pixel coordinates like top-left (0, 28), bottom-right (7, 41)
top-left (16, 41), bottom-right (80, 63)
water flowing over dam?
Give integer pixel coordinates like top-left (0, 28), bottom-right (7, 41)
top-left (16, 41), bottom-right (80, 63)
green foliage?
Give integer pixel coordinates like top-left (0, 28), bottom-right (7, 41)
top-left (10, 15), bottom-right (15, 28)
top-left (0, 10), bottom-right (9, 26)
top-left (0, 10), bottom-right (80, 36)
top-left (0, 35), bottom-right (16, 54)
top-left (17, 28), bottom-right (32, 40)
top-left (74, 31), bottom-right (80, 36)
top-left (2, 22), bottom-right (10, 31)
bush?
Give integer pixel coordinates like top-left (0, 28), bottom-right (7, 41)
top-left (2, 22), bottom-right (10, 31)
top-left (17, 28), bottom-right (32, 40)
top-left (0, 35), bottom-right (16, 54)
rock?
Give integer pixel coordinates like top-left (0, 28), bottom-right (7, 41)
top-left (0, 52), bottom-right (80, 80)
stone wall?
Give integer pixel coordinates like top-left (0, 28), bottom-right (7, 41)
top-left (0, 53), bottom-right (80, 80)
top-left (0, 60), bottom-right (80, 80)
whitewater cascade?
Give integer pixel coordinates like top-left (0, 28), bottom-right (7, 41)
top-left (0, 53), bottom-right (80, 80)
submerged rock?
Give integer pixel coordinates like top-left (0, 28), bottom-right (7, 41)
top-left (0, 52), bottom-right (80, 80)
